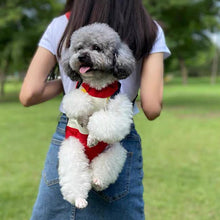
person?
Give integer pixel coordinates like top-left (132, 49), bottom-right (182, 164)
top-left (19, 0), bottom-right (171, 219)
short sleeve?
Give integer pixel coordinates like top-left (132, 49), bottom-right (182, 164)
top-left (38, 19), bottom-right (56, 55)
top-left (150, 22), bottom-right (171, 59)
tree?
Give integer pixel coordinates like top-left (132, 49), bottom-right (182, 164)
top-left (211, 45), bottom-right (219, 84)
top-left (144, 0), bottom-right (220, 84)
top-left (0, 0), bottom-right (63, 96)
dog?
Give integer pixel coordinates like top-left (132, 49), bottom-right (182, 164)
top-left (58, 23), bottom-right (135, 209)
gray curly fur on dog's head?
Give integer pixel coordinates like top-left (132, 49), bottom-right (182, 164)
top-left (61, 23), bottom-right (135, 89)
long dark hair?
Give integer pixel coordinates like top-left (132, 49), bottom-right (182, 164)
top-left (57, 0), bottom-right (158, 60)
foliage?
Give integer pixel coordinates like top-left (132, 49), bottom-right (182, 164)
top-left (0, 0), bottom-right (220, 87)
top-left (144, 0), bottom-right (220, 76)
top-left (0, 0), bottom-right (63, 73)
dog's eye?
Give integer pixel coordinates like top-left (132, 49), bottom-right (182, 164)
top-left (92, 45), bottom-right (101, 52)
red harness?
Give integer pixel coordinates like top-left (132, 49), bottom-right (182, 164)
top-left (65, 82), bottom-right (120, 162)
top-left (65, 127), bottom-right (108, 162)
top-left (65, 11), bottom-right (71, 19)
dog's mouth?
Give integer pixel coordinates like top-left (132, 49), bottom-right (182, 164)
top-left (79, 64), bottom-right (94, 74)
top-left (79, 65), bottom-right (92, 74)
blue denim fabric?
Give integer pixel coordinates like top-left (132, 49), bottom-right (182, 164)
top-left (31, 114), bottom-right (145, 220)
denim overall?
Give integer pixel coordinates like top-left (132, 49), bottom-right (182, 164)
top-left (31, 113), bottom-right (145, 220)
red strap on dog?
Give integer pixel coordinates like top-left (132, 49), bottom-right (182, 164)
top-left (81, 81), bottom-right (119, 98)
top-left (65, 12), bottom-right (71, 19)
top-left (65, 126), bottom-right (108, 162)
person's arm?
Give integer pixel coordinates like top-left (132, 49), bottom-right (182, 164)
top-left (19, 47), bottom-right (63, 107)
top-left (140, 52), bottom-right (164, 120)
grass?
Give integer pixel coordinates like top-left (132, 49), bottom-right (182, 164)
top-left (1, 78), bottom-right (220, 219)
top-left (135, 80), bottom-right (220, 219)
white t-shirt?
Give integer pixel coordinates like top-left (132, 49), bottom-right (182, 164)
top-left (38, 14), bottom-right (171, 113)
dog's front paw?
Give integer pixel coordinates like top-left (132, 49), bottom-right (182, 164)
top-left (75, 198), bottom-right (88, 209)
top-left (87, 135), bottom-right (98, 147)
top-left (78, 115), bottom-right (89, 127)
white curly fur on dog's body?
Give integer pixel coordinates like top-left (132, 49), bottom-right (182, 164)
top-left (58, 23), bottom-right (135, 209)
top-left (87, 94), bottom-right (133, 144)
top-left (59, 86), bottom-right (133, 208)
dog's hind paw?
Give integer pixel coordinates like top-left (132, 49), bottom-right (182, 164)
top-left (92, 178), bottom-right (105, 191)
top-left (75, 198), bottom-right (88, 209)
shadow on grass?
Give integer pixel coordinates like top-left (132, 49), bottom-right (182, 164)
top-left (0, 92), bottom-right (20, 104)
top-left (164, 94), bottom-right (220, 111)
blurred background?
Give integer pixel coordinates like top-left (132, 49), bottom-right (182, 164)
top-left (0, 0), bottom-right (220, 219)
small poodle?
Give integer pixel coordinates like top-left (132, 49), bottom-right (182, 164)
top-left (58, 23), bottom-right (135, 208)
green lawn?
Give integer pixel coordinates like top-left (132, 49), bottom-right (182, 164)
top-left (136, 83), bottom-right (220, 220)
top-left (1, 79), bottom-right (220, 219)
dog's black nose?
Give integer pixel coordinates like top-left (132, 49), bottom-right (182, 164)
top-left (78, 53), bottom-right (90, 63)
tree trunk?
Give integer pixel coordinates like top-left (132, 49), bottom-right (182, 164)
top-left (0, 71), bottom-right (5, 97)
top-left (0, 60), bottom-right (9, 97)
top-left (178, 57), bottom-right (188, 85)
top-left (211, 48), bottom-right (218, 85)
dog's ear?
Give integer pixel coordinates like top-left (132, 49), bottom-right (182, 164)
top-left (113, 43), bottom-right (136, 79)
top-left (61, 48), bottom-right (82, 82)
